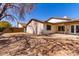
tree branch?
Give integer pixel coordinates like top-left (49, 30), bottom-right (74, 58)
top-left (0, 14), bottom-right (13, 20)
top-left (0, 4), bottom-right (8, 20)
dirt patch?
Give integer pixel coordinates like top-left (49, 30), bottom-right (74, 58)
top-left (0, 33), bottom-right (79, 56)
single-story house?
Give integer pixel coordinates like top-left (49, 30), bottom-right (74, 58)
top-left (17, 22), bottom-right (27, 32)
top-left (26, 19), bottom-right (56, 35)
top-left (25, 16), bottom-right (79, 35)
top-left (18, 22), bottom-right (26, 28)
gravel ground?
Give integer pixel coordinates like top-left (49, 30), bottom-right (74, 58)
top-left (0, 33), bottom-right (79, 56)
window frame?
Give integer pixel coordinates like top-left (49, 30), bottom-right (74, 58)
top-left (71, 25), bottom-right (74, 33)
top-left (76, 25), bottom-right (79, 33)
top-left (58, 26), bottom-right (65, 31)
top-left (46, 25), bottom-right (51, 31)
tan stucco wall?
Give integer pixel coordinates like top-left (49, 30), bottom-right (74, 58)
top-left (26, 20), bottom-right (44, 35)
top-left (43, 23), bottom-right (56, 34)
top-left (27, 20), bottom-right (79, 35)
top-left (52, 21), bottom-right (79, 34)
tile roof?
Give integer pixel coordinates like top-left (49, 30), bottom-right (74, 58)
top-left (45, 17), bottom-right (72, 22)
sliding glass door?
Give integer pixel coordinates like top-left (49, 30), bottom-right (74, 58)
top-left (76, 25), bottom-right (79, 33)
top-left (71, 25), bottom-right (74, 33)
top-left (70, 25), bottom-right (79, 34)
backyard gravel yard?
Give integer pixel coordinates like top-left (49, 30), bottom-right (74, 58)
top-left (1, 33), bottom-right (79, 40)
top-left (0, 33), bottom-right (79, 56)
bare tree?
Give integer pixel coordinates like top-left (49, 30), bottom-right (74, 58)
top-left (0, 3), bottom-right (35, 22)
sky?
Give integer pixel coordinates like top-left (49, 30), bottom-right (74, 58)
top-left (6, 3), bottom-right (79, 27)
top-left (25, 3), bottom-right (79, 21)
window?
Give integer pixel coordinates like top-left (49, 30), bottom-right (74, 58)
top-left (46, 25), bottom-right (51, 30)
top-left (71, 25), bottom-right (74, 33)
top-left (58, 26), bottom-right (65, 31)
top-left (76, 25), bottom-right (79, 33)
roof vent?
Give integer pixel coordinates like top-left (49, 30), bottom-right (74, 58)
top-left (63, 16), bottom-right (68, 18)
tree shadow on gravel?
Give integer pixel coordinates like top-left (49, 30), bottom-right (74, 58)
top-left (0, 34), bottom-right (79, 55)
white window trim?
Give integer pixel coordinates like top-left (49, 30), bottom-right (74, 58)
top-left (70, 25), bottom-right (79, 34)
